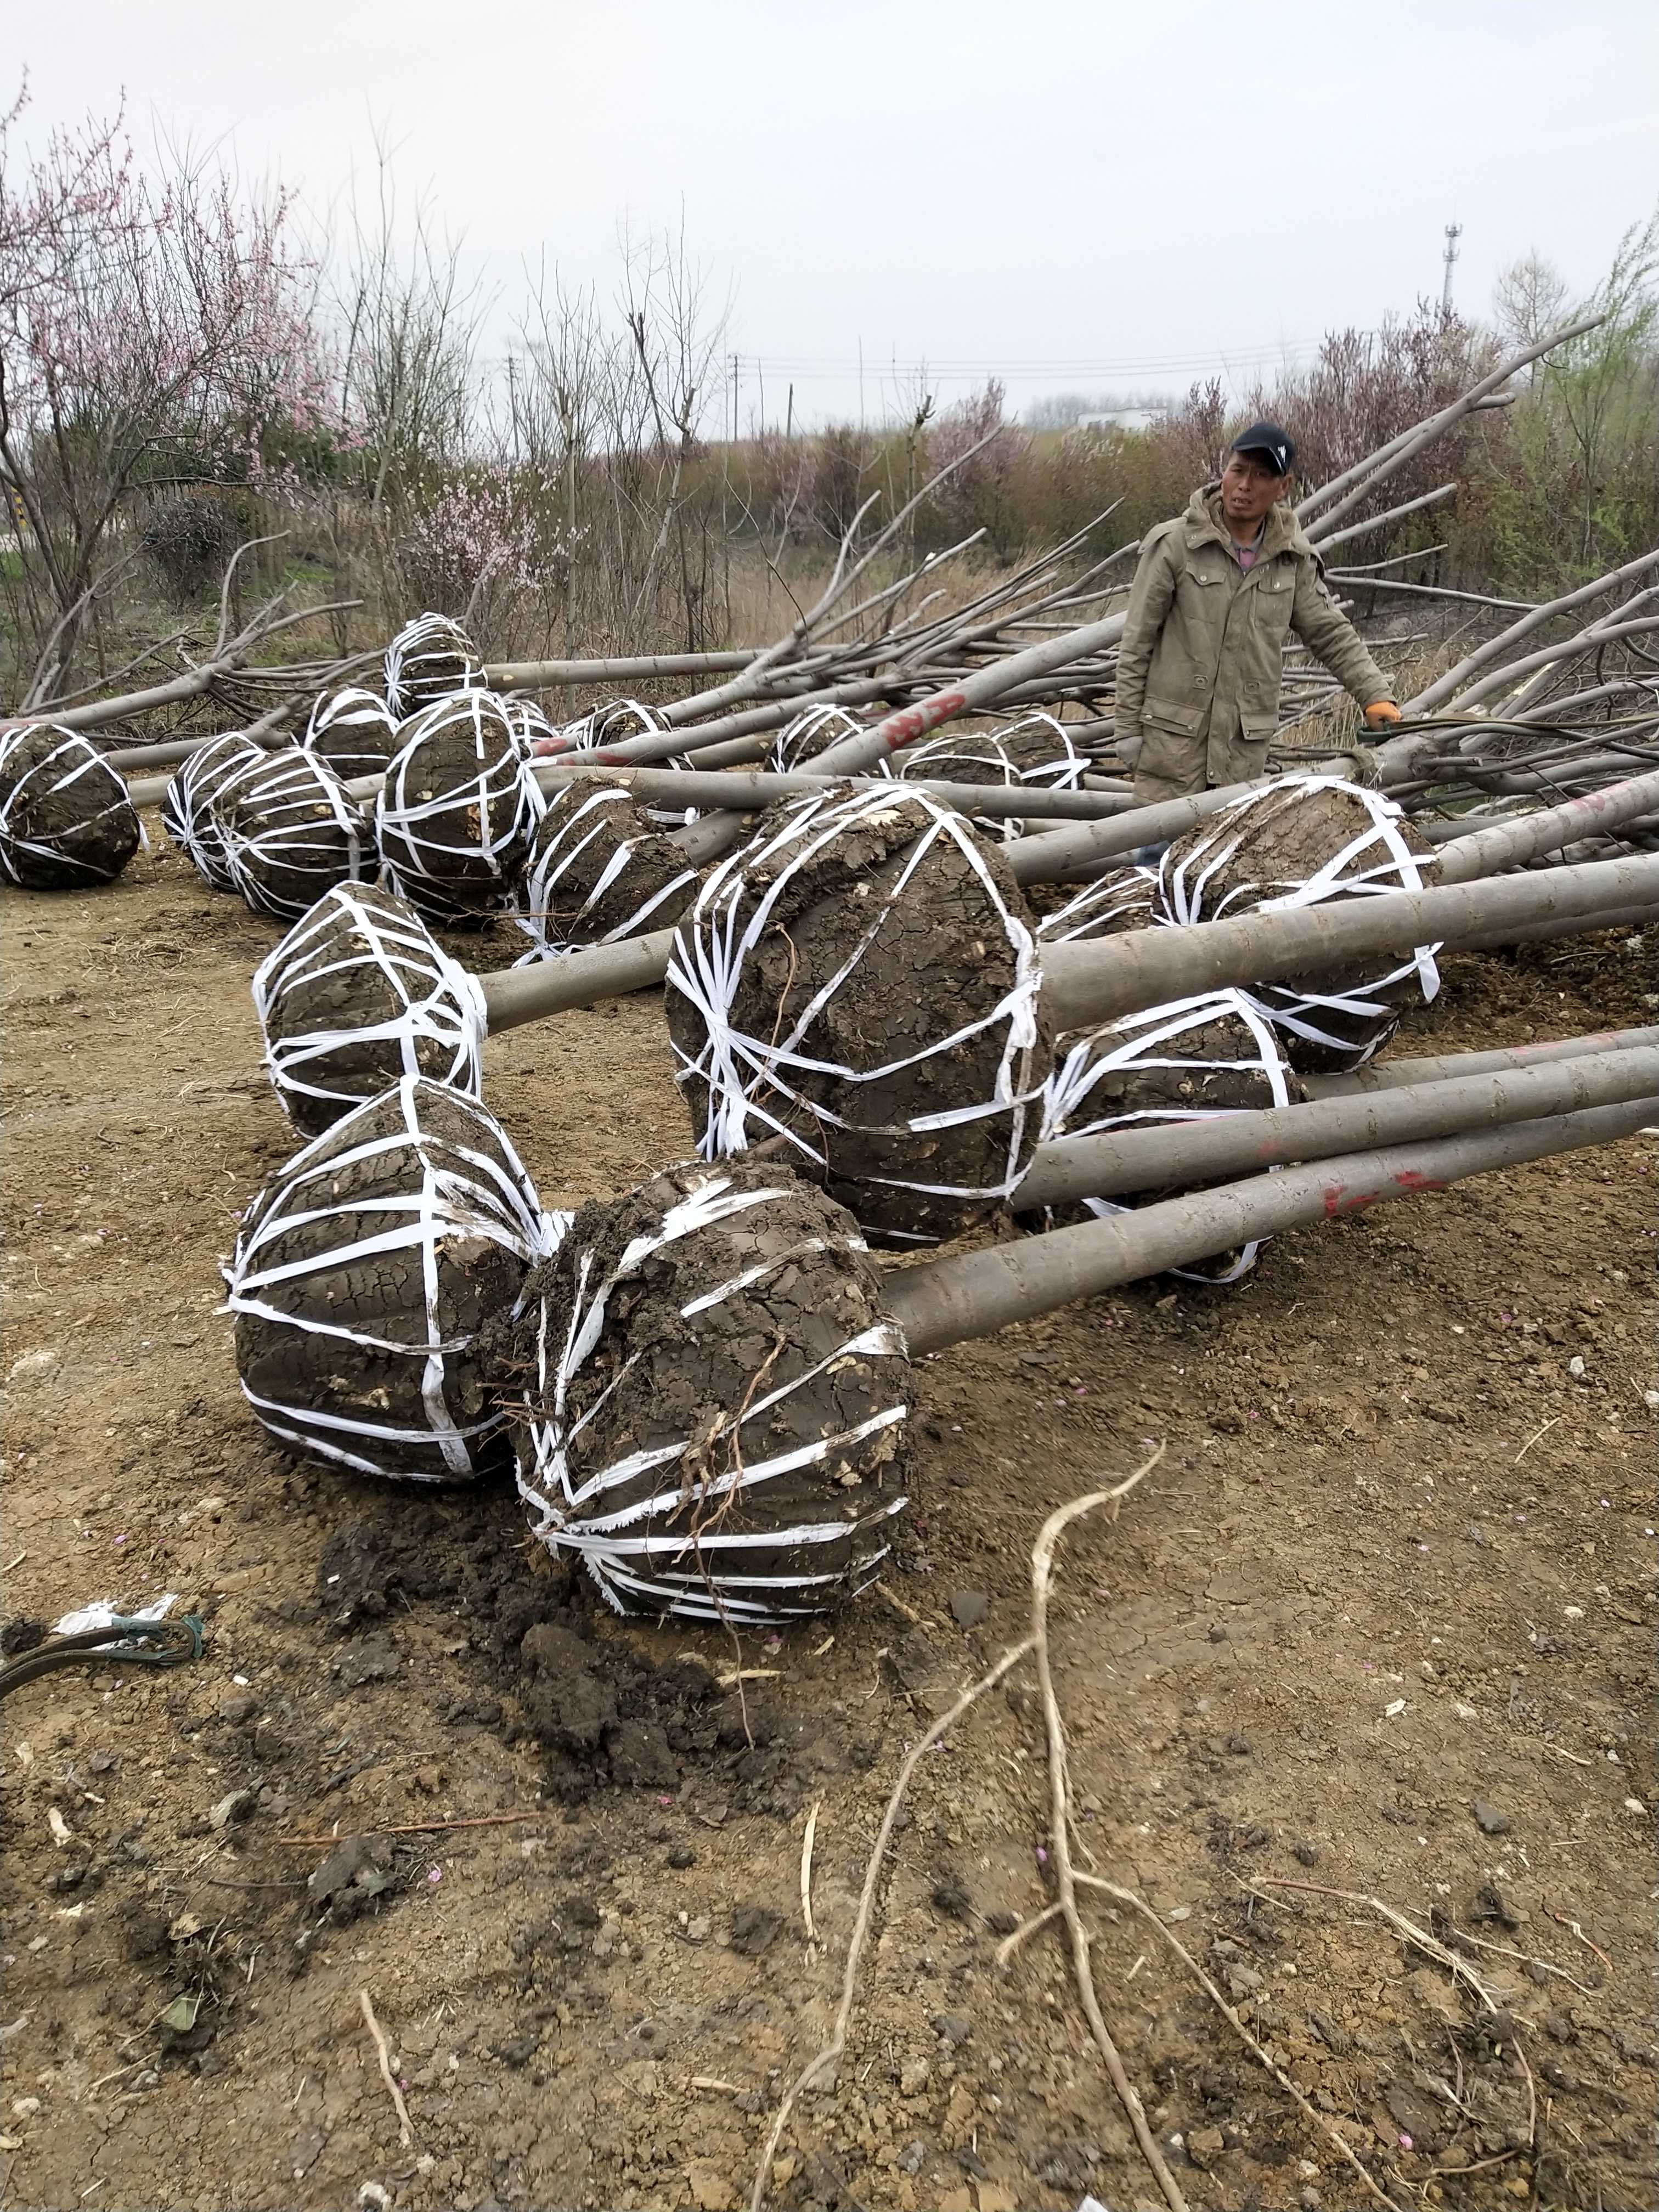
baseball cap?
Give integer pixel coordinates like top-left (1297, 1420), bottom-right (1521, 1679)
top-left (1230, 421), bottom-right (1296, 475)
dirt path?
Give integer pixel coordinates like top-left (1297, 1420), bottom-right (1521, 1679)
top-left (2, 839), bottom-right (1655, 2212)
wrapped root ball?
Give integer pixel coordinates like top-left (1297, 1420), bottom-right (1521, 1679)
top-left (567, 701), bottom-right (701, 825)
top-left (1033, 864), bottom-right (1158, 942)
top-left (503, 694), bottom-right (556, 758)
top-left (514, 778), bottom-right (699, 961)
top-left (896, 715), bottom-right (1090, 838)
top-left (219, 747), bottom-right (373, 921)
top-left (0, 724), bottom-right (141, 890)
top-left (253, 882), bottom-right (487, 1135)
top-left (667, 782), bottom-right (1051, 1246)
top-left (384, 612), bottom-right (483, 718)
top-left (501, 1158), bottom-right (913, 1621)
top-left (770, 704), bottom-right (870, 772)
top-left (376, 690), bottom-right (540, 924)
top-left (225, 1076), bottom-right (554, 1481)
top-left (162, 730), bottom-right (266, 889)
top-left (570, 697), bottom-right (669, 753)
top-left (1035, 989), bottom-right (1305, 1284)
top-left (1156, 775), bottom-right (1439, 1073)
top-left (301, 686), bottom-right (399, 782)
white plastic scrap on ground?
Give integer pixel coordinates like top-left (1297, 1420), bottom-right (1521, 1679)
top-left (51, 1594), bottom-right (178, 1637)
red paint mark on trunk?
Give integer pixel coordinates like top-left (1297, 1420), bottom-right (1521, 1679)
top-left (885, 690), bottom-right (968, 751)
top-left (1326, 1167), bottom-right (1449, 1216)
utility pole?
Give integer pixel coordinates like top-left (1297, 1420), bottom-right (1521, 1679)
top-left (1441, 222), bottom-right (1463, 313)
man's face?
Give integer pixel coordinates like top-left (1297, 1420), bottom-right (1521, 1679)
top-left (1220, 449), bottom-right (1290, 531)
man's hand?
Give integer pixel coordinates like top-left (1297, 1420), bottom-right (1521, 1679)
top-left (1363, 699), bottom-right (1402, 729)
top-left (1116, 729), bottom-right (1144, 769)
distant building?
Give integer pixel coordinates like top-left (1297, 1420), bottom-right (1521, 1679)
top-left (1076, 408), bottom-right (1164, 435)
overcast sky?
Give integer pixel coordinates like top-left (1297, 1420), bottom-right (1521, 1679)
top-left (13, 0), bottom-right (1659, 426)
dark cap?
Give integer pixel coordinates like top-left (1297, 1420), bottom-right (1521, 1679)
top-left (1230, 420), bottom-right (1296, 476)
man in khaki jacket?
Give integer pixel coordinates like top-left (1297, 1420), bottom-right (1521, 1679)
top-left (1115, 422), bottom-right (1402, 804)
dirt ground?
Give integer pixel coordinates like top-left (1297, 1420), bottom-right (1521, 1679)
top-left (2, 831), bottom-right (1656, 2212)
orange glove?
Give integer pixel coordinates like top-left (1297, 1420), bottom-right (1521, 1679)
top-left (1363, 699), bottom-right (1402, 729)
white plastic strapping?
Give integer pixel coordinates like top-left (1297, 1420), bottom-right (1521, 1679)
top-left (376, 690), bottom-right (542, 920)
top-left (0, 724), bottom-right (143, 887)
top-left (219, 749), bottom-right (372, 921)
top-left (897, 714), bottom-right (1091, 842)
top-left (383, 612), bottom-right (483, 719)
top-left (668, 783), bottom-right (1046, 1235)
top-left (512, 784), bottom-right (699, 962)
top-left (1156, 775), bottom-right (1441, 1064)
top-left (301, 686), bottom-right (399, 779)
top-left (224, 1075), bottom-right (560, 1482)
top-left (1039, 988), bottom-right (1295, 1284)
top-left (512, 1169), bottom-right (911, 1622)
top-left (769, 704), bottom-right (875, 774)
top-left (1035, 865), bottom-right (1159, 945)
top-left (252, 883), bottom-right (488, 1129)
top-left (161, 731), bottom-right (264, 889)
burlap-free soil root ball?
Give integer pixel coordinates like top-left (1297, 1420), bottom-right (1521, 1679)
top-left (301, 686), bottom-right (400, 782)
top-left (1034, 864), bottom-right (1159, 941)
top-left (504, 695), bottom-right (556, 758)
top-left (770, 705), bottom-right (870, 771)
top-left (0, 724), bottom-right (141, 890)
top-left (515, 778), bottom-right (699, 960)
top-left (1156, 774), bottom-right (1439, 1074)
top-left (896, 714), bottom-right (1090, 803)
top-left (376, 691), bottom-right (539, 924)
top-left (1031, 988), bottom-right (1306, 1283)
top-left (667, 782), bottom-right (1052, 1246)
top-left (162, 730), bottom-right (266, 889)
top-left (498, 1158), bottom-right (914, 1622)
top-left (253, 882), bottom-right (487, 1135)
top-left (218, 748), bottom-right (373, 921)
top-left (579, 699), bottom-right (667, 749)
top-left (383, 612), bottom-right (483, 718)
top-left (226, 1076), bottom-right (553, 1482)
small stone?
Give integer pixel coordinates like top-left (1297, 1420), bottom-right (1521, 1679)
top-left (685, 1915), bottom-right (711, 1943)
top-left (900, 2057), bottom-right (931, 2096)
top-left (358, 2187), bottom-right (391, 2212)
top-left (1567, 1356), bottom-right (1586, 1380)
top-left (10, 2098), bottom-right (41, 2121)
top-left (217, 1692), bottom-right (258, 1726)
top-left (668, 1844), bottom-right (696, 1869)
top-left (210, 1789), bottom-right (256, 1831)
top-left (930, 1880), bottom-right (972, 1920)
top-left (1186, 2125), bottom-right (1226, 2170)
top-left (950, 1590), bottom-right (989, 1629)
top-left (1293, 1839), bottom-right (1319, 1866)
top-left (1472, 1800), bottom-right (1510, 1836)
top-left (897, 2141), bottom-right (928, 2176)
top-left (932, 2012), bottom-right (973, 2045)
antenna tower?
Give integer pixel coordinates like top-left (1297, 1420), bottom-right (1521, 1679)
top-left (1442, 222), bottom-right (1463, 312)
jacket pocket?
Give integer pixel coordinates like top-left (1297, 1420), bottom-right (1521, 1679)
top-left (1254, 567), bottom-right (1295, 640)
top-left (1143, 694), bottom-right (1206, 735)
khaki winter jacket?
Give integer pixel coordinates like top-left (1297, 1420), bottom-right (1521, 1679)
top-left (1114, 484), bottom-right (1391, 796)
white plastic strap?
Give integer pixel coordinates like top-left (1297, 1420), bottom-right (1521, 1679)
top-left (384, 612), bottom-right (483, 719)
top-left (1041, 988), bottom-right (1294, 1285)
top-left (376, 691), bottom-right (541, 913)
top-left (513, 786), bottom-right (699, 962)
top-left (1158, 775), bottom-right (1440, 1061)
top-left (770, 704), bottom-right (873, 774)
top-left (252, 883), bottom-right (488, 1122)
top-left (162, 731), bottom-right (263, 885)
top-left (0, 724), bottom-right (143, 884)
top-left (223, 1075), bottom-right (560, 1482)
top-left (1036, 865), bottom-right (1158, 945)
top-left (219, 751), bottom-right (369, 916)
top-left (515, 1169), bottom-right (912, 1621)
top-left (667, 784), bottom-right (1045, 1228)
